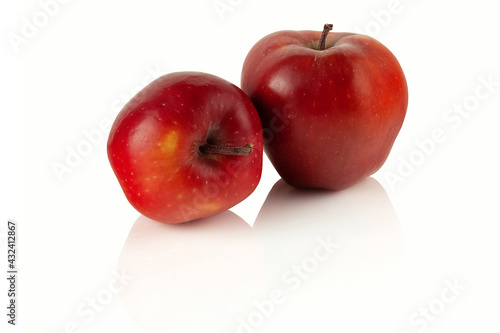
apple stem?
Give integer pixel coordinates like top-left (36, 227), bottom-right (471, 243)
top-left (199, 143), bottom-right (254, 156)
top-left (319, 23), bottom-right (333, 51)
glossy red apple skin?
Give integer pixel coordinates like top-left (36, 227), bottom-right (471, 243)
top-left (241, 29), bottom-right (408, 190)
top-left (107, 72), bottom-right (263, 223)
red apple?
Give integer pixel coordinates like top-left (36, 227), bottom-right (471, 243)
top-left (107, 72), bottom-right (263, 223)
top-left (241, 24), bottom-right (408, 190)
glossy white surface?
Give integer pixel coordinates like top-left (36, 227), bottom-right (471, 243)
top-left (2, 0), bottom-right (500, 332)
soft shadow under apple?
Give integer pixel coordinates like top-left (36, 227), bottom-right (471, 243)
top-left (118, 211), bottom-right (266, 333)
top-left (254, 177), bottom-right (405, 297)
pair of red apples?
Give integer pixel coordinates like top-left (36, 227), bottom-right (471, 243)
top-left (107, 24), bottom-right (408, 224)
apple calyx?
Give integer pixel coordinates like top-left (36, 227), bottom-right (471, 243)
top-left (318, 23), bottom-right (333, 51)
top-left (199, 143), bottom-right (254, 156)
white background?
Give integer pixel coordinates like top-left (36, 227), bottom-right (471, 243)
top-left (1, 0), bottom-right (500, 332)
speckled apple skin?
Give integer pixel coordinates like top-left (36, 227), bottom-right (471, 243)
top-left (242, 30), bottom-right (408, 190)
top-left (108, 72), bottom-right (263, 223)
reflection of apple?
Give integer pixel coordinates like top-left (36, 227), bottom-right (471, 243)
top-left (250, 178), bottom-right (405, 333)
top-left (241, 25), bottom-right (408, 190)
top-left (253, 177), bottom-right (404, 330)
top-left (108, 72), bottom-right (263, 223)
top-left (118, 212), bottom-right (265, 333)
